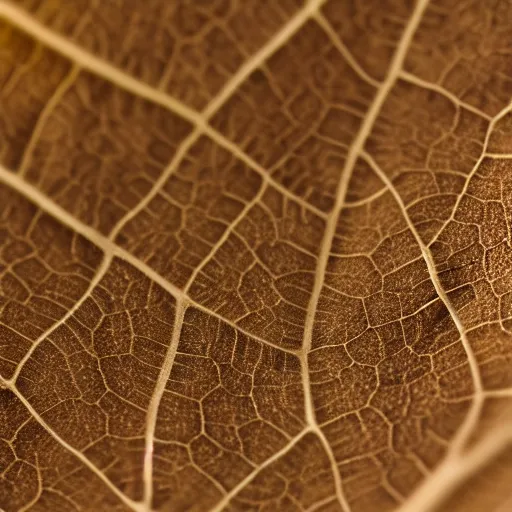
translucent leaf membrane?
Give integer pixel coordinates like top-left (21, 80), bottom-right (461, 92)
top-left (0, 0), bottom-right (511, 511)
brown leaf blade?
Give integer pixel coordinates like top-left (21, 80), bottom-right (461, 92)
top-left (0, 0), bottom-right (511, 511)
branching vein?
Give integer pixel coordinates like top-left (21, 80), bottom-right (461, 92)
top-left (0, 164), bottom-right (300, 358)
top-left (0, 0), bottom-right (327, 222)
top-left (143, 298), bottom-right (187, 508)
top-left (209, 428), bottom-right (311, 512)
top-left (6, 251), bottom-right (113, 386)
top-left (299, 1), bottom-right (431, 510)
top-left (361, 150), bottom-right (484, 454)
top-left (0, 377), bottom-right (146, 512)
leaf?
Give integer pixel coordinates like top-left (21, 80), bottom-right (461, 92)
top-left (0, 0), bottom-right (511, 511)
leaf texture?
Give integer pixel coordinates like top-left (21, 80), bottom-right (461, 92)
top-left (0, 1), bottom-right (511, 511)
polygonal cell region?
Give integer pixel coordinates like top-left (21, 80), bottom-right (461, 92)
top-left (17, 0), bottom-right (302, 109)
top-left (404, 0), bottom-right (512, 117)
top-left (0, 21), bottom-right (71, 170)
top-left (431, 156), bottom-right (512, 390)
top-left (310, 164), bottom-right (473, 509)
top-left (152, 306), bottom-right (304, 510)
top-left (0, 390), bottom-right (131, 511)
top-left (211, 19), bottom-right (377, 212)
top-left (188, 186), bottom-right (326, 350)
top-left (115, 136), bottom-right (263, 289)
top-left (21, 70), bottom-right (192, 235)
top-left (366, 80), bottom-right (489, 243)
top-left (225, 433), bottom-right (342, 512)
top-left (15, 257), bottom-right (177, 501)
top-left (0, 184), bottom-right (103, 379)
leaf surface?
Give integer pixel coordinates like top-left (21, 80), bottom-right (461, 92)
top-left (0, 1), bottom-right (511, 511)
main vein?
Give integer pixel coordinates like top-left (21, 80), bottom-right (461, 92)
top-left (299, 0), bottom-right (430, 510)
